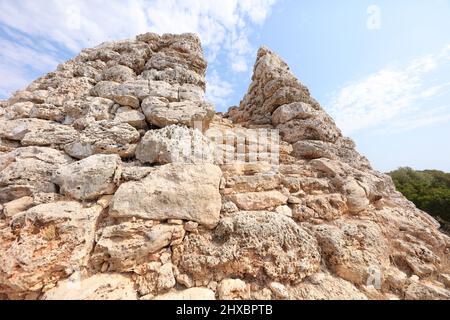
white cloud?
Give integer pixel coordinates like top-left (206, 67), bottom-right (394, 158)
top-left (0, 0), bottom-right (278, 102)
top-left (0, 35), bottom-right (62, 97)
top-left (328, 45), bottom-right (450, 135)
top-left (206, 69), bottom-right (234, 107)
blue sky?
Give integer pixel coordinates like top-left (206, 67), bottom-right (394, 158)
top-left (1, 0), bottom-right (449, 172)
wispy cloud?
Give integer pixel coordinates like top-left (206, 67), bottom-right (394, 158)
top-left (0, 0), bottom-right (278, 106)
top-left (206, 69), bottom-right (234, 107)
top-left (328, 45), bottom-right (450, 135)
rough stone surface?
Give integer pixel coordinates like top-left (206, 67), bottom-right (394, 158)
top-left (90, 220), bottom-right (184, 272)
top-left (0, 201), bottom-right (102, 298)
top-left (0, 32), bottom-right (449, 301)
top-left (0, 147), bottom-right (73, 203)
top-left (174, 212), bottom-right (321, 284)
top-left (43, 273), bottom-right (137, 300)
top-left (52, 154), bottom-right (121, 200)
top-left (110, 163), bottom-right (222, 228)
top-left (136, 125), bottom-right (213, 164)
top-left (142, 98), bottom-right (214, 130)
top-left (64, 121), bottom-right (140, 159)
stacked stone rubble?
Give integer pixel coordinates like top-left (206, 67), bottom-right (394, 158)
top-left (0, 34), bottom-right (449, 300)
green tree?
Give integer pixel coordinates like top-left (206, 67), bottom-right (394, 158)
top-left (389, 167), bottom-right (450, 234)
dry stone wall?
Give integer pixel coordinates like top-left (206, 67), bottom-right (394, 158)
top-left (0, 33), bottom-right (449, 300)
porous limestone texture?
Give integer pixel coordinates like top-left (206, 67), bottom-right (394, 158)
top-left (0, 33), bottom-right (449, 301)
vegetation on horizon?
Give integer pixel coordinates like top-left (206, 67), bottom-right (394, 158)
top-left (389, 167), bottom-right (450, 234)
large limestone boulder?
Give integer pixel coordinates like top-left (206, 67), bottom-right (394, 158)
top-left (90, 220), bottom-right (184, 272)
top-left (101, 65), bottom-right (136, 83)
top-left (0, 147), bottom-right (72, 203)
top-left (114, 109), bottom-right (147, 129)
top-left (271, 102), bottom-right (318, 126)
top-left (64, 120), bottom-right (140, 159)
top-left (135, 125), bottom-right (213, 164)
top-left (312, 220), bottom-right (390, 285)
top-left (174, 212), bottom-right (321, 284)
top-left (63, 97), bottom-right (114, 123)
top-left (52, 154), bottom-right (121, 200)
top-left (110, 163), bottom-right (222, 228)
top-left (0, 118), bottom-right (64, 141)
top-left (142, 98), bottom-right (214, 130)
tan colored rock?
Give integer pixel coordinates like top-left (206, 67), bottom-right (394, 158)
top-left (271, 102), bottom-right (318, 125)
top-left (91, 81), bottom-right (120, 99)
top-left (64, 120), bottom-right (140, 159)
top-left (91, 220), bottom-right (183, 272)
top-left (64, 97), bottom-right (114, 123)
top-left (113, 95), bottom-right (140, 108)
top-left (0, 147), bottom-right (72, 203)
top-left (114, 80), bottom-right (151, 100)
top-left (142, 98), bottom-right (214, 130)
top-left (292, 273), bottom-right (367, 300)
top-left (225, 173), bottom-right (281, 193)
top-left (53, 154), bottom-right (121, 200)
top-left (114, 109), bottom-right (147, 129)
top-left (230, 190), bottom-right (288, 211)
top-left (21, 123), bottom-right (79, 146)
top-left (405, 281), bottom-right (450, 300)
top-left (0, 201), bottom-right (102, 297)
top-left (29, 103), bottom-right (65, 122)
top-left (179, 84), bottom-right (204, 101)
top-left (184, 221), bottom-right (199, 232)
top-left (120, 166), bottom-right (154, 181)
top-left (0, 137), bottom-right (20, 152)
top-left (101, 65), bottom-right (136, 83)
top-left (175, 212), bottom-right (321, 284)
top-left (148, 80), bottom-right (179, 101)
top-left (157, 263), bottom-right (176, 291)
top-left (293, 194), bottom-right (347, 221)
top-left (313, 220), bottom-right (390, 285)
top-left (3, 196), bottom-right (34, 218)
top-left (275, 205), bottom-right (292, 217)
top-left (269, 282), bottom-right (290, 299)
top-left (218, 279), bottom-right (249, 300)
top-left (440, 274), bottom-right (450, 288)
top-left (5, 101), bottom-right (34, 119)
top-left (43, 273), bottom-right (137, 300)
top-left (136, 125), bottom-right (213, 164)
top-left (110, 163), bottom-right (222, 228)
top-left (0, 118), bottom-right (57, 141)
top-left (340, 178), bottom-right (370, 213)
top-left (0, 33), bottom-right (449, 301)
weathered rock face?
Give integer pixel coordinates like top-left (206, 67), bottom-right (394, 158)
top-left (42, 273), bottom-right (137, 300)
top-left (52, 154), bottom-right (121, 200)
top-left (0, 147), bottom-right (73, 203)
top-left (0, 33), bottom-right (449, 301)
top-left (228, 46), bottom-right (371, 170)
top-left (135, 125), bottom-right (213, 164)
top-left (0, 201), bottom-right (103, 298)
top-left (109, 163), bottom-right (222, 228)
top-left (174, 212), bottom-right (321, 284)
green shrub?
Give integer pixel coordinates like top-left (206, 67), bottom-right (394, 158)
top-left (389, 167), bottom-right (450, 233)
